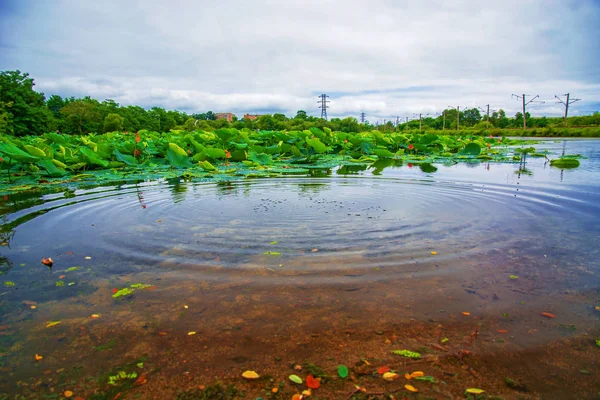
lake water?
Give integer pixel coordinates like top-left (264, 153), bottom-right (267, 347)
top-left (1, 139), bottom-right (599, 399)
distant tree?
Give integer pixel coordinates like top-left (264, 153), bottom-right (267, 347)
top-left (461, 108), bottom-right (482, 127)
top-left (257, 114), bottom-right (275, 130)
top-left (294, 110), bottom-right (308, 120)
top-left (0, 70), bottom-right (53, 135)
top-left (205, 111), bottom-right (216, 121)
top-left (103, 113), bottom-right (124, 132)
top-left (60, 98), bottom-right (102, 134)
top-left (339, 117), bottom-right (360, 133)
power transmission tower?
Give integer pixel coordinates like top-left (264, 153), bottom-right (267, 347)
top-left (555, 93), bottom-right (580, 127)
top-left (360, 112), bottom-right (365, 123)
top-left (317, 94), bottom-right (330, 120)
top-left (395, 116), bottom-right (399, 127)
top-left (511, 94), bottom-right (544, 130)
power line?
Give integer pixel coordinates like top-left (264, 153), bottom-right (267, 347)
top-left (511, 94), bottom-right (544, 130)
top-left (555, 93), bottom-right (581, 127)
top-left (317, 94), bottom-right (330, 120)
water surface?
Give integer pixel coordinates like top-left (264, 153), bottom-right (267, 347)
top-left (1, 139), bottom-right (599, 398)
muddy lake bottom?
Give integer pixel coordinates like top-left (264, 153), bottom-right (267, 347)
top-left (1, 139), bottom-right (600, 399)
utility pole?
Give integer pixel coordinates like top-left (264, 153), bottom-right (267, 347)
top-left (447, 106), bottom-right (464, 130)
top-left (555, 93), bottom-right (580, 127)
top-left (477, 105), bottom-right (490, 129)
top-left (395, 116), bottom-right (399, 127)
top-left (360, 112), bottom-right (365, 123)
top-left (318, 94), bottom-right (330, 120)
top-left (511, 94), bottom-right (544, 130)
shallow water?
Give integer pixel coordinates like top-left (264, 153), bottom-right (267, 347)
top-left (1, 139), bottom-right (599, 398)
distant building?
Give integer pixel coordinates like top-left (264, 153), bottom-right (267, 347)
top-left (215, 113), bottom-right (235, 122)
top-left (244, 114), bottom-right (260, 121)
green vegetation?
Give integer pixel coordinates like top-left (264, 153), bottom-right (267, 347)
top-left (0, 127), bottom-right (582, 193)
top-left (391, 349), bottom-right (421, 358)
top-left (1, 70), bottom-right (599, 138)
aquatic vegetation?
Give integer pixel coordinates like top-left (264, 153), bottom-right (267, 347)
top-left (391, 349), bottom-right (421, 358)
top-left (0, 130), bottom-right (545, 193)
top-left (112, 287), bottom-right (134, 298)
top-left (550, 157), bottom-right (580, 168)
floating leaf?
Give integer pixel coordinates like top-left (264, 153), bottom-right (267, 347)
top-left (242, 370), bottom-right (259, 379)
top-left (462, 312), bottom-right (471, 316)
top-left (263, 251), bottom-right (281, 256)
top-left (459, 143), bottom-right (481, 156)
top-left (430, 251), bottom-right (437, 255)
top-left (509, 275), bottom-right (518, 279)
top-left (289, 374), bottom-right (303, 384)
top-left (465, 388), bottom-right (485, 394)
top-left (90, 314), bottom-right (100, 319)
top-left (41, 257), bottom-right (53, 267)
top-left (306, 374), bottom-right (320, 389)
top-left (550, 158), bottom-right (580, 168)
top-left (414, 375), bottom-right (436, 383)
top-left (3, 281), bottom-right (14, 287)
top-left (338, 365), bottom-right (349, 378)
top-left (112, 288), bottom-right (134, 298)
top-left (541, 312), bottom-right (555, 318)
top-left (382, 372), bottom-right (399, 381)
top-left (269, 241), bottom-right (278, 245)
top-left (35, 354), bottom-right (43, 361)
top-left (46, 321), bottom-right (61, 328)
top-left (187, 331), bottom-right (196, 336)
top-left (66, 266), bottom-right (80, 272)
top-left (391, 349), bottom-right (421, 359)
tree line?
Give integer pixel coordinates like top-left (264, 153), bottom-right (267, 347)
top-left (1, 70), bottom-right (599, 137)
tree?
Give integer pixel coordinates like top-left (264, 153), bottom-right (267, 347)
top-left (103, 113), bottom-right (124, 132)
top-left (461, 108), bottom-right (481, 127)
top-left (295, 110), bottom-right (308, 120)
top-left (60, 98), bottom-right (101, 133)
top-left (0, 70), bottom-right (53, 135)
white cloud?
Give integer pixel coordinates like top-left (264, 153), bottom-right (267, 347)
top-left (1, 0), bottom-right (599, 119)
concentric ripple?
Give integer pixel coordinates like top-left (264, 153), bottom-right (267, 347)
top-left (2, 156), bottom-right (599, 288)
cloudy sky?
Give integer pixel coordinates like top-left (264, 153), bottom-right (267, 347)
top-left (1, 0), bottom-right (599, 122)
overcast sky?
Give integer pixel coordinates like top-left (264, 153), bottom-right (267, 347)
top-left (1, 0), bottom-right (599, 122)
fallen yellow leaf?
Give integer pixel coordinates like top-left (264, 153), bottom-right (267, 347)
top-left (187, 331), bottom-right (196, 336)
top-left (64, 390), bottom-right (73, 398)
top-left (46, 321), bottom-right (61, 328)
top-left (30, 305), bottom-right (37, 309)
top-left (90, 314), bottom-right (100, 319)
top-left (242, 370), bottom-right (259, 379)
top-left (431, 251), bottom-right (437, 255)
top-left (462, 312), bottom-right (471, 316)
top-left (465, 388), bottom-right (485, 394)
top-left (405, 384), bottom-right (418, 392)
top-left (34, 354), bottom-right (43, 361)
top-left (184, 305), bottom-right (188, 309)
top-left (301, 389), bottom-right (311, 396)
top-left (383, 372), bottom-right (399, 381)
top-left (404, 373), bottom-right (412, 380)
top-left (410, 371), bottom-right (424, 378)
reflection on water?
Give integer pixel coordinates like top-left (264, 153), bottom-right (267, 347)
top-left (1, 139), bottom-right (600, 397)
